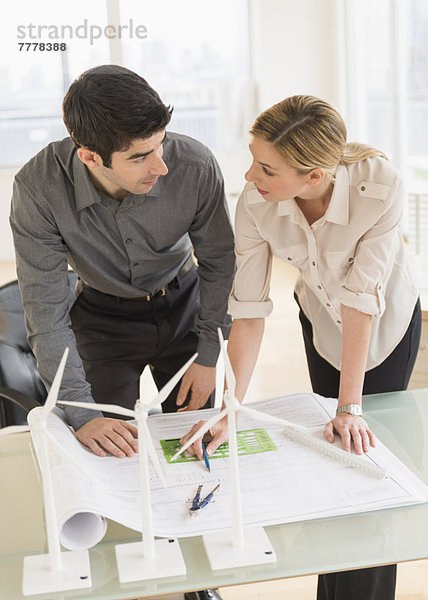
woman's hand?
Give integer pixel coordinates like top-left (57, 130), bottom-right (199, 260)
top-left (324, 413), bottom-right (376, 454)
top-left (179, 416), bottom-right (229, 460)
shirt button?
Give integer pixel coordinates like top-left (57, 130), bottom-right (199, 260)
top-left (337, 320), bottom-right (341, 324)
top-left (125, 238), bottom-right (133, 244)
top-left (312, 261), bottom-right (316, 266)
top-left (326, 303), bottom-right (331, 307)
top-left (361, 185), bottom-right (366, 191)
top-left (318, 285), bottom-right (322, 290)
top-left (287, 257), bottom-right (292, 261)
top-left (348, 257), bottom-right (354, 263)
top-left (133, 262), bottom-right (139, 267)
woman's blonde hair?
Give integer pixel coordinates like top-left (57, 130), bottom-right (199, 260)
top-left (250, 95), bottom-right (387, 177)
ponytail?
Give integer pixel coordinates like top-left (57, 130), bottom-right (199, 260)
top-left (340, 142), bottom-right (388, 165)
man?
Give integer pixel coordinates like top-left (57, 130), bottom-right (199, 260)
top-left (10, 65), bottom-right (235, 600)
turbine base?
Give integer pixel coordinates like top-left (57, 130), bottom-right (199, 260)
top-left (115, 538), bottom-right (186, 583)
top-left (23, 549), bottom-right (91, 595)
top-left (203, 526), bottom-right (276, 570)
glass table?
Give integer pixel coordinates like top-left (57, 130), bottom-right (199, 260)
top-left (1, 388), bottom-right (427, 599)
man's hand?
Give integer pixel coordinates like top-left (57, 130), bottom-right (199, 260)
top-left (75, 417), bottom-right (138, 458)
top-left (324, 413), bottom-right (376, 454)
top-left (176, 363), bottom-right (216, 411)
top-left (179, 416), bottom-right (229, 460)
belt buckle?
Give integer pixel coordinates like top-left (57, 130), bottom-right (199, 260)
top-left (147, 287), bottom-right (166, 301)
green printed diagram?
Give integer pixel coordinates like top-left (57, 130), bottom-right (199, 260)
top-left (160, 428), bottom-right (277, 464)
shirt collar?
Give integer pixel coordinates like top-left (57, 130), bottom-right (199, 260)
top-left (276, 198), bottom-right (307, 228)
top-left (73, 151), bottom-right (102, 211)
top-left (277, 199), bottom-right (293, 217)
top-left (324, 164), bottom-right (349, 225)
top-left (276, 164), bottom-right (350, 225)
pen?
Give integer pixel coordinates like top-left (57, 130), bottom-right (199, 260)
top-left (189, 484), bottom-right (203, 514)
top-left (198, 483), bottom-right (220, 510)
top-left (201, 440), bottom-right (211, 472)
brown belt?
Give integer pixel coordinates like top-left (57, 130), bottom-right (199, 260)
top-left (79, 255), bottom-right (195, 302)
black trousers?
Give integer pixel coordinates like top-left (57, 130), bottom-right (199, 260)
top-left (296, 297), bottom-right (421, 600)
top-left (70, 266), bottom-right (213, 416)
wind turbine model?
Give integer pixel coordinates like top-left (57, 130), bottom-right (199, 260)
top-left (60, 352), bottom-right (198, 583)
top-left (173, 329), bottom-right (386, 570)
top-left (172, 330), bottom-right (277, 569)
top-left (0, 348), bottom-right (93, 595)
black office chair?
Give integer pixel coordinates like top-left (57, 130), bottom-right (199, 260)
top-left (0, 272), bottom-right (78, 427)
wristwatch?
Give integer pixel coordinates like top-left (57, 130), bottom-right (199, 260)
top-left (336, 403), bottom-right (362, 416)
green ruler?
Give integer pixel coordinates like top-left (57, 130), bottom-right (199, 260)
top-left (160, 428), bottom-right (277, 464)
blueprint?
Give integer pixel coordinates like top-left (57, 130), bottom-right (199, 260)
top-left (27, 393), bottom-right (428, 550)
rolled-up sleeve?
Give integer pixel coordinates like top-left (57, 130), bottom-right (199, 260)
top-left (10, 176), bottom-right (102, 430)
top-left (337, 175), bottom-right (403, 317)
top-left (228, 191), bottom-right (274, 319)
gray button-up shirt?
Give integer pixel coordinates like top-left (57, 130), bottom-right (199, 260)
top-left (10, 133), bottom-right (235, 429)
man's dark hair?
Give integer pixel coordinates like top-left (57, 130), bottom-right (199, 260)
top-left (62, 65), bottom-right (173, 167)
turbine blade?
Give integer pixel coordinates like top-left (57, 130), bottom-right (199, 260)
top-left (0, 425), bottom-right (30, 436)
top-left (60, 400), bottom-right (135, 419)
top-left (218, 328), bottom-right (236, 400)
top-left (44, 348), bottom-right (69, 412)
top-left (140, 418), bottom-right (167, 488)
top-left (145, 353), bottom-right (198, 412)
top-left (171, 406), bottom-right (229, 461)
top-left (239, 404), bottom-right (306, 430)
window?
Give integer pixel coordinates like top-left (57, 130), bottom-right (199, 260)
top-left (343, 0), bottom-right (428, 302)
top-left (342, 0), bottom-right (428, 188)
top-left (119, 0), bottom-right (251, 154)
top-left (1, 0), bottom-right (251, 168)
top-left (1, 1), bottom-right (110, 167)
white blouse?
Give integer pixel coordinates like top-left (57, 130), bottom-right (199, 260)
top-left (228, 156), bottom-right (419, 371)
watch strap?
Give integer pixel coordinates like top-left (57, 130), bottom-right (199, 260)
top-left (336, 403), bottom-right (363, 416)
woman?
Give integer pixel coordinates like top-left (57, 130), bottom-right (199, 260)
top-left (181, 95), bottom-right (421, 600)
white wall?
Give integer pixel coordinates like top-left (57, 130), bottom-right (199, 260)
top-left (249, 0), bottom-right (343, 113)
top-left (217, 0), bottom-right (344, 202)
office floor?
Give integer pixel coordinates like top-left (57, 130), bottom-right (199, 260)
top-left (1, 259), bottom-right (427, 599)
